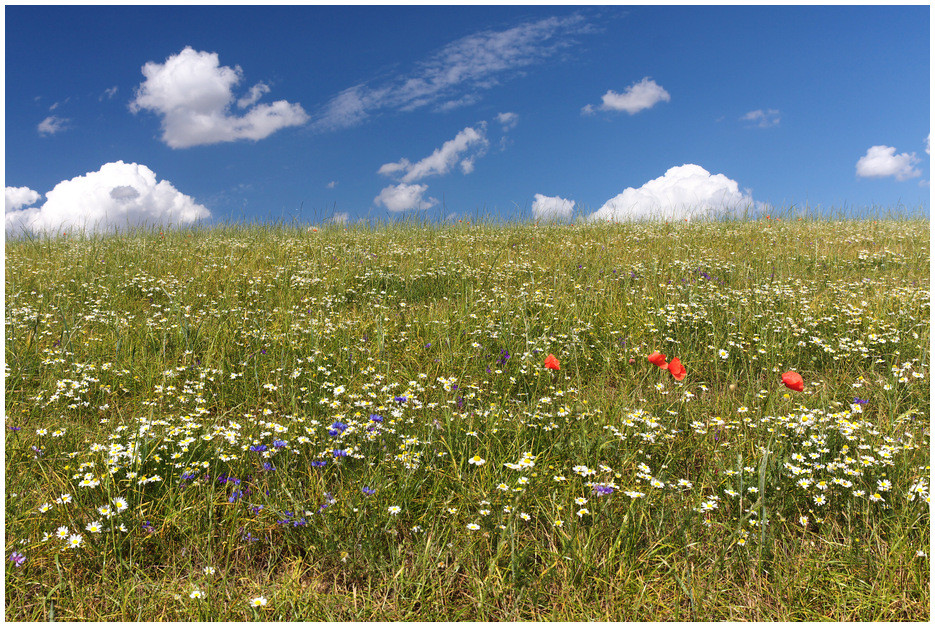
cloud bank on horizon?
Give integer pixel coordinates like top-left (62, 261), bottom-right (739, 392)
top-left (5, 161), bottom-right (210, 235)
top-left (586, 164), bottom-right (765, 222)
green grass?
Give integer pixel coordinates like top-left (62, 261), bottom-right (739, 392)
top-left (5, 214), bottom-right (929, 620)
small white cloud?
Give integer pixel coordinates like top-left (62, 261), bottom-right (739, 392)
top-left (589, 164), bottom-right (762, 222)
top-left (38, 115), bottom-right (69, 136)
top-left (100, 86), bottom-right (118, 101)
top-left (374, 183), bottom-right (436, 212)
top-left (130, 46), bottom-right (308, 148)
top-left (855, 145), bottom-right (921, 181)
top-left (326, 181), bottom-right (337, 189)
top-left (532, 193), bottom-right (575, 221)
top-left (331, 211), bottom-right (349, 224)
top-left (497, 112), bottom-right (519, 131)
top-left (925, 134), bottom-right (930, 155)
top-left (237, 82), bottom-right (271, 109)
top-left (377, 158), bottom-right (412, 177)
top-left (740, 108), bottom-right (780, 128)
top-left (379, 125), bottom-right (488, 183)
top-left (5, 161), bottom-right (210, 235)
top-left (585, 77), bottom-right (670, 115)
top-left (5, 186), bottom-right (42, 213)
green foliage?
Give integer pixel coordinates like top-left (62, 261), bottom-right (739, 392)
top-left (5, 216), bottom-right (929, 620)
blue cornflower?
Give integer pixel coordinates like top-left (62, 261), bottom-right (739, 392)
top-left (394, 396), bottom-right (408, 403)
top-left (262, 462), bottom-right (275, 472)
top-left (362, 486), bottom-right (376, 496)
top-left (311, 460), bottom-right (328, 468)
top-left (592, 484), bottom-right (615, 497)
top-left (9, 551), bottom-right (25, 567)
top-left (249, 444), bottom-right (268, 453)
top-left (853, 398), bottom-right (869, 404)
top-left (333, 449), bottom-right (348, 458)
top-left (229, 490), bottom-right (243, 503)
top-left (369, 414), bottom-right (383, 422)
top-left (329, 421), bottom-right (348, 436)
top-left (272, 439), bottom-right (287, 449)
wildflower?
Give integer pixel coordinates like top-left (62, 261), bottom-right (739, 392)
top-left (468, 455), bottom-right (486, 466)
top-left (574, 497), bottom-right (588, 505)
top-left (85, 521), bottom-right (103, 534)
top-left (624, 490), bottom-right (645, 499)
top-left (869, 493), bottom-right (884, 503)
top-left (553, 519), bottom-right (564, 528)
top-left (362, 486), bottom-right (376, 496)
top-left (387, 505), bottom-right (401, 515)
top-left (56, 526), bottom-right (70, 540)
top-left (250, 597), bottom-right (268, 607)
top-left (544, 354), bottom-right (560, 370)
top-left (190, 590), bottom-right (204, 599)
top-left (813, 495), bottom-right (827, 506)
top-left (719, 349), bottom-right (729, 359)
top-left (519, 512), bottom-right (531, 521)
top-left (647, 352), bottom-right (668, 368)
top-left (781, 371), bottom-right (804, 392)
top-left (576, 508), bottom-right (589, 518)
top-left (39, 503), bottom-right (52, 513)
top-left (204, 566), bottom-right (216, 575)
top-left (592, 484), bottom-right (615, 496)
top-left (466, 523), bottom-right (480, 530)
top-left (667, 357), bottom-right (687, 381)
top-left (67, 534), bottom-right (83, 549)
top-left (9, 551), bottom-right (26, 567)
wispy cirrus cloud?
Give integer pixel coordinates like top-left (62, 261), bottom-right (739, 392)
top-left (312, 13), bottom-right (593, 132)
top-left (38, 115), bottom-right (70, 136)
top-left (741, 108), bottom-right (780, 128)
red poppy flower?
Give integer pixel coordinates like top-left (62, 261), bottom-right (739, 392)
top-left (544, 354), bottom-right (560, 370)
top-left (781, 371), bottom-right (804, 392)
top-left (667, 357), bottom-right (687, 381)
top-left (647, 352), bottom-right (668, 368)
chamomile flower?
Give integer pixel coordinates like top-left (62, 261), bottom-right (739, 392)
top-left (250, 597), bottom-right (268, 607)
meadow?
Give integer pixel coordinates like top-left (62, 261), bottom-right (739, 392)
top-left (4, 214), bottom-right (930, 620)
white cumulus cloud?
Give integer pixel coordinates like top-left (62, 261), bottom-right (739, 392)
top-left (532, 194), bottom-right (575, 221)
top-left (855, 145), bottom-right (921, 181)
top-left (5, 186), bottom-right (42, 213)
top-left (130, 46), bottom-right (308, 148)
top-left (589, 164), bottom-right (762, 222)
top-left (5, 161), bottom-right (210, 235)
top-left (373, 183), bottom-right (437, 213)
top-left (583, 77), bottom-right (670, 115)
top-left (379, 124), bottom-right (488, 183)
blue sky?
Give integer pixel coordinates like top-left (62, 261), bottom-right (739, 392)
top-left (4, 4), bottom-right (931, 232)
